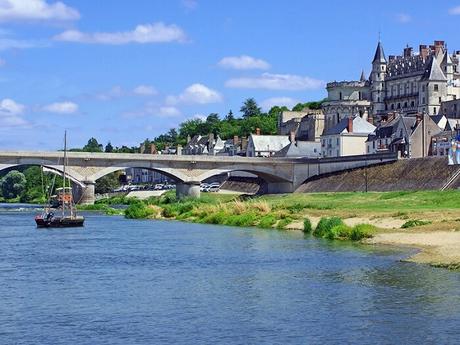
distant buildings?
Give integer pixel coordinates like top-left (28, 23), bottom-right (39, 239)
top-left (321, 116), bottom-right (375, 158)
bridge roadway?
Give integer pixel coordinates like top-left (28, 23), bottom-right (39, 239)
top-left (0, 151), bottom-right (398, 204)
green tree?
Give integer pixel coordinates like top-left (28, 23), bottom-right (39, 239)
top-left (240, 98), bottom-right (261, 118)
top-left (83, 138), bottom-right (103, 152)
top-left (95, 172), bottom-right (121, 194)
top-left (20, 166), bottom-right (45, 203)
top-left (105, 142), bottom-right (114, 153)
top-left (225, 110), bottom-right (235, 122)
top-left (1, 170), bottom-right (26, 199)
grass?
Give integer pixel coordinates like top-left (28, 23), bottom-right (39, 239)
top-left (401, 219), bottom-right (432, 229)
top-left (91, 189), bottom-right (460, 241)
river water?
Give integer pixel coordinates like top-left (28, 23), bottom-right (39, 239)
top-left (1, 206), bottom-right (460, 344)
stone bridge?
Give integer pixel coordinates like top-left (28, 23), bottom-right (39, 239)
top-left (0, 151), bottom-right (398, 204)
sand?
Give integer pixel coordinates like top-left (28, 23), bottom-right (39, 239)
top-left (368, 230), bottom-right (460, 268)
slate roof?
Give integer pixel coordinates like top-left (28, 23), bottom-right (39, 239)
top-left (422, 56), bottom-right (447, 81)
top-left (249, 134), bottom-right (290, 152)
top-left (274, 141), bottom-right (321, 158)
top-left (324, 116), bottom-right (376, 136)
top-left (373, 41), bottom-right (386, 63)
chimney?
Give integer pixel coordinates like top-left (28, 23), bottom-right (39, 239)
top-left (176, 145), bottom-right (182, 156)
top-left (233, 135), bottom-right (239, 145)
top-left (403, 46), bottom-right (413, 57)
top-left (289, 130), bottom-right (296, 143)
top-left (255, 128), bottom-right (261, 135)
top-left (415, 113), bottom-right (422, 126)
top-left (419, 45), bottom-right (428, 60)
top-left (347, 117), bottom-right (353, 133)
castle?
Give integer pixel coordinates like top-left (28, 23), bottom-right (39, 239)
top-left (322, 40), bottom-right (460, 133)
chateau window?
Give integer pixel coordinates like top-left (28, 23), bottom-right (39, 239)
top-left (391, 104), bottom-right (394, 110)
top-left (422, 97), bottom-right (425, 104)
top-left (336, 138), bottom-right (339, 145)
top-left (358, 91), bottom-right (362, 100)
top-left (411, 101), bottom-right (415, 107)
top-left (434, 84), bottom-right (439, 92)
top-left (439, 97), bottom-right (442, 103)
top-left (339, 92), bottom-right (342, 100)
top-left (397, 103), bottom-right (401, 109)
top-left (433, 107), bottom-right (437, 114)
top-left (422, 85), bottom-right (425, 92)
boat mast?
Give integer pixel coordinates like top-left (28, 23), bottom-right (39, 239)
top-left (62, 130), bottom-right (67, 218)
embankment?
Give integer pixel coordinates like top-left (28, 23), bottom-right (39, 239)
top-left (297, 157), bottom-right (460, 193)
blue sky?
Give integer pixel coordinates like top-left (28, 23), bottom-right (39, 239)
top-left (1, 0), bottom-right (460, 150)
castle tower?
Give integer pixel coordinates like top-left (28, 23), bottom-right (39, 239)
top-left (370, 41), bottom-right (387, 122)
top-left (441, 51), bottom-right (454, 98)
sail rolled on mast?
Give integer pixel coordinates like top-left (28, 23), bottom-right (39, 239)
top-left (42, 166), bottom-right (86, 188)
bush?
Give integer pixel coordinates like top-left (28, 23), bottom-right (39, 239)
top-left (259, 215), bottom-right (277, 229)
top-left (314, 216), bottom-right (344, 238)
top-left (401, 219), bottom-right (432, 228)
top-left (303, 218), bottom-right (313, 233)
top-left (276, 217), bottom-right (292, 230)
top-left (350, 224), bottom-right (376, 240)
top-left (325, 224), bottom-right (352, 240)
top-left (125, 202), bottom-right (155, 219)
top-left (225, 213), bottom-right (256, 227)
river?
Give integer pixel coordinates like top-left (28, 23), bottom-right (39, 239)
top-left (1, 206), bottom-right (460, 344)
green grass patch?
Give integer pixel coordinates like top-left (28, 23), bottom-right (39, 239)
top-left (125, 201), bottom-right (155, 219)
top-left (276, 217), bottom-right (292, 230)
top-left (314, 216), bottom-right (344, 238)
top-left (303, 218), bottom-right (313, 233)
top-left (258, 215), bottom-right (277, 229)
top-left (401, 219), bottom-right (432, 228)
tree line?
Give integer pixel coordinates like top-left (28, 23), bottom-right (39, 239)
top-left (77, 98), bottom-right (324, 153)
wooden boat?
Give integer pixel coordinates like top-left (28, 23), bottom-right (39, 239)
top-left (35, 132), bottom-right (85, 228)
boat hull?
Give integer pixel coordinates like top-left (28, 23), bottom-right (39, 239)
top-left (35, 216), bottom-right (85, 228)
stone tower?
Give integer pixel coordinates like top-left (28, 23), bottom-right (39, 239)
top-left (370, 41), bottom-right (387, 122)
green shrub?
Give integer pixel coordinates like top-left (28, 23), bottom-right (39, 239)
top-left (401, 219), bottom-right (432, 228)
top-left (314, 216), bottom-right (344, 237)
top-left (259, 215), bottom-right (277, 229)
top-left (225, 213), bottom-right (256, 227)
top-left (303, 218), bottom-right (313, 233)
top-left (350, 224), bottom-right (376, 240)
top-left (201, 211), bottom-right (227, 225)
top-left (325, 224), bottom-right (352, 240)
top-left (125, 202), bottom-right (154, 219)
top-left (276, 217), bottom-right (292, 230)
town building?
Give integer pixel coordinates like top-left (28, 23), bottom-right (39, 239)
top-left (246, 133), bottom-right (290, 157)
top-left (321, 116), bottom-right (376, 158)
top-left (366, 113), bottom-right (441, 158)
top-left (441, 99), bottom-right (460, 118)
top-left (322, 40), bottom-right (460, 133)
top-left (182, 134), bottom-right (225, 155)
top-left (278, 108), bottom-right (325, 141)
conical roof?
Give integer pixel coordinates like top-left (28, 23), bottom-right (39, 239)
top-left (422, 55), bottom-right (447, 81)
top-left (372, 41), bottom-right (386, 63)
top-left (360, 70), bottom-right (367, 82)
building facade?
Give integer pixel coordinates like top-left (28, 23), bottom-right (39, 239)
top-left (322, 40), bottom-right (460, 133)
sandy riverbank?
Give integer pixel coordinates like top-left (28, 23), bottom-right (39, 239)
top-left (367, 230), bottom-right (460, 269)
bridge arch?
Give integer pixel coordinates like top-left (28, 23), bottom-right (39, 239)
top-left (196, 165), bottom-right (293, 183)
top-left (0, 160), bottom-right (84, 183)
top-left (87, 161), bottom-right (190, 183)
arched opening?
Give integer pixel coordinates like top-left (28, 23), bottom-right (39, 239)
top-left (0, 164), bottom-right (81, 204)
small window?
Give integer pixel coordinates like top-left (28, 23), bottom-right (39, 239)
top-left (439, 97), bottom-right (442, 103)
top-left (411, 101), bottom-right (415, 107)
top-left (433, 107), bottom-right (437, 114)
top-left (422, 97), bottom-right (426, 104)
top-left (422, 85), bottom-right (425, 92)
top-left (434, 84), bottom-right (439, 92)
top-left (339, 92), bottom-right (342, 100)
top-left (336, 138), bottom-right (339, 145)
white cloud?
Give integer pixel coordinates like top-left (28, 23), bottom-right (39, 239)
top-left (260, 97), bottom-right (300, 111)
top-left (218, 55), bottom-right (270, 70)
top-left (396, 13), bottom-right (411, 23)
top-left (0, 0), bottom-right (80, 22)
top-left (0, 98), bottom-right (28, 127)
top-left (225, 73), bottom-right (325, 90)
top-left (158, 106), bottom-right (181, 117)
top-left (449, 6), bottom-right (460, 15)
top-left (167, 83), bottom-right (222, 104)
top-left (0, 38), bottom-right (44, 50)
top-left (54, 22), bottom-right (187, 45)
top-left (43, 101), bottom-right (78, 114)
top-left (133, 85), bottom-right (158, 96)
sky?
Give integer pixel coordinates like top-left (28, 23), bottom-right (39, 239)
top-left (1, 0), bottom-right (460, 150)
